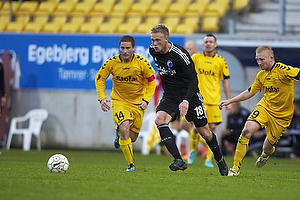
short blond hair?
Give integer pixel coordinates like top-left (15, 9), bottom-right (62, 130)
top-left (256, 45), bottom-right (274, 57)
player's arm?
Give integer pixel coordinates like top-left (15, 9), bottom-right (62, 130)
top-left (143, 75), bottom-right (156, 104)
top-left (95, 61), bottom-right (111, 106)
top-left (222, 78), bottom-right (232, 114)
top-left (219, 88), bottom-right (255, 110)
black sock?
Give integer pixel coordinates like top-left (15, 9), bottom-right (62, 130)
top-left (206, 131), bottom-right (223, 162)
top-left (157, 124), bottom-right (181, 160)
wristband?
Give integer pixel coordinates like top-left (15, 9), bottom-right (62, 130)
top-left (142, 99), bottom-right (149, 105)
top-left (183, 100), bottom-right (189, 104)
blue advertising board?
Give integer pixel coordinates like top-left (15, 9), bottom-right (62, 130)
top-left (0, 33), bottom-right (184, 90)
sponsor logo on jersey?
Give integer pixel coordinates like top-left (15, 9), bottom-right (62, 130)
top-left (266, 86), bottom-right (279, 92)
top-left (116, 76), bottom-right (137, 82)
top-left (167, 60), bottom-right (173, 67)
top-left (198, 68), bottom-right (215, 76)
top-left (158, 67), bottom-right (176, 76)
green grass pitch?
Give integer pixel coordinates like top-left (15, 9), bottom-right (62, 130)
top-left (0, 149), bottom-right (299, 200)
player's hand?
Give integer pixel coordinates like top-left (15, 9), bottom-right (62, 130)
top-left (179, 100), bottom-right (189, 116)
top-left (100, 98), bottom-right (111, 112)
top-left (138, 100), bottom-right (148, 110)
top-left (218, 100), bottom-right (230, 110)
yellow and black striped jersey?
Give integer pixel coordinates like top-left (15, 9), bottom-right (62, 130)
top-left (192, 52), bottom-right (230, 105)
top-left (250, 62), bottom-right (300, 119)
top-left (95, 54), bottom-right (156, 104)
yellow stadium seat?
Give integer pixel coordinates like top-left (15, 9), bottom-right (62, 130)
top-left (1, 1), bottom-right (20, 14)
top-left (174, 23), bottom-right (198, 34)
top-left (23, 23), bottom-right (44, 33)
top-left (90, 1), bottom-right (114, 16)
top-left (14, 14), bottom-right (31, 23)
top-left (35, 1), bottom-right (58, 15)
top-left (89, 14), bottom-right (105, 25)
top-left (135, 15), bottom-right (162, 34)
top-left (72, 2), bottom-right (94, 15)
top-left (54, 2), bottom-right (76, 15)
top-left (234, 0), bottom-right (251, 10)
top-left (5, 22), bottom-right (25, 32)
top-left (117, 15), bottom-right (142, 33)
top-left (147, 3), bottom-right (170, 16)
top-left (118, 0), bottom-right (135, 4)
top-left (64, 0), bottom-right (79, 3)
top-left (156, 0), bottom-right (172, 4)
top-left (33, 14), bottom-right (50, 24)
top-left (82, 0), bottom-right (99, 3)
top-left (166, 2), bottom-right (189, 16)
top-left (0, 23), bottom-right (7, 32)
top-left (42, 23), bottom-right (62, 33)
top-left (51, 13), bottom-right (68, 24)
top-left (17, 1), bottom-right (39, 16)
top-left (204, 2), bottom-right (230, 18)
top-left (0, 14), bottom-right (11, 24)
top-left (201, 14), bottom-right (220, 32)
top-left (98, 16), bottom-right (124, 33)
top-left (110, 3), bottom-right (132, 16)
top-left (60, 23), bottom-right (80, 33)
top-left (79, 23), bottom-right (100, 33)
top-left (185, 1), bottom-right (209, 17)
top-left (128, 2), bottom-right (151, 16)
top-left (69, 14), bottom-right (86, 24)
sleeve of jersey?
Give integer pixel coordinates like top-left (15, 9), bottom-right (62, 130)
top-left (222, 58), bottom-right (230, 80)
top-left (143, 61), bottom-right (156, 103)
top-left (185, 61), bottom-right (198, 101)
top-left (249, 72), bottom-right (263, 94)
top-left (285, 65), bottom-right (300, 81)
top-left (95, 61), bottom-right (111, 101)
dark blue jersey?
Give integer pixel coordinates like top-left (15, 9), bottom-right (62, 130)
top-left (149, 42), bottom-right (198, 102)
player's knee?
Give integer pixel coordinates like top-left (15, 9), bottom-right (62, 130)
top-left (241, 128), bottom-right (251, 139)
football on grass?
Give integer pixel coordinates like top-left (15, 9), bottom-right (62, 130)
top-left (47, 154), bottom-right (69, 173)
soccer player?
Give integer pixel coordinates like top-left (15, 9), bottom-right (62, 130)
top-left (187, 34), bottom-right (232, 168)
top-left (95, 35), bottom-right (156, 172)
top-left (219, 45), bottom-right (300, 176)
top-left (149, 24), bottom-right (228, 175)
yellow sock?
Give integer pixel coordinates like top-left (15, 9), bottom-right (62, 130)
top-left (262, 146), bottom-right (275, 158)
top-left (120, 138), bottom-right (134, 165)
top-left (190, 132), bottom-right (200, 152)
top-left (205, 143), bottom-right (213, 162)
top-left (232, 136), bottom-right (249, 172)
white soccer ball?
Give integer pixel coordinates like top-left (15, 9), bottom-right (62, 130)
top-left (47, 154), bottom-right (69, 173)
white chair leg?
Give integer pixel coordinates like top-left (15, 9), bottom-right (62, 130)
top-left (23, 131), bottom-right (32, 151)
top-left (36, 135), bottom-right (41, 151)
top-left (6, 132), bottom-right (13, 150)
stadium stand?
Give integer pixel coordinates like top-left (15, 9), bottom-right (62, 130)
top-left (4, 0), bottom-right (299, 36)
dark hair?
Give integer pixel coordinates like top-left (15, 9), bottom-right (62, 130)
top-left (151, 24), bottom-right (169, 38)
top-left (119, 35), bottom-right (135, 47)
top-left (206, 33), bottom-right (217, 42)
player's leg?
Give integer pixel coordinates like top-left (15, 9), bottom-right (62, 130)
top-left (255, 118), bottom-right (286, 168)
top-left (119, 120), bottom-right (136, 171)
top-left (229, 120), bottom-right (260, 176)
top-left (196, 124), bottom-right (228, 175)
top-left (156, 111), bottom-right (187, 171)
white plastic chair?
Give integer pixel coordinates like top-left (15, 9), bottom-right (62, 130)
top-left (6, 109), bottom-right (49, 151)
top-left (139, 111), bottom-right (161, 155)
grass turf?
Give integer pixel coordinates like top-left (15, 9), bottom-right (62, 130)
top-left (0, 149), bottom-right (300, 200)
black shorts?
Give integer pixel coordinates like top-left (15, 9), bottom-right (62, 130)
top-left (156, 92), bottom-right (207, 127)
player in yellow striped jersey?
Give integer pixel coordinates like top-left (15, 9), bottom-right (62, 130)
top-left (187, 34), bottom-right (232, 168)
top-left (219, 45), bottom-right (300, 176)
top-left (95, 35), bottom-right (156, 172)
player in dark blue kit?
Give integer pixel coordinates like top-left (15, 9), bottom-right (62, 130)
top-left (149, 24), bottom-right (228, 175)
